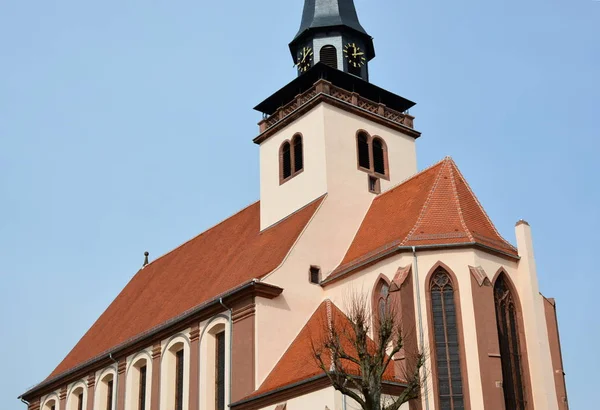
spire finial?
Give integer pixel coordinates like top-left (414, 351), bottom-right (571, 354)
top-left (143, 251), bottom-right (150, 267)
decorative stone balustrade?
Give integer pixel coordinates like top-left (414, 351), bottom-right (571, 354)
top-left (258, 79), bottom-right (414, 134)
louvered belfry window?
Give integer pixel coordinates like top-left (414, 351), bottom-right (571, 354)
top-left (216, 332), bottom-right (226, 410)
top-left (279, 134), bottom-right (304, 183)
top-left (495, 274), bottom-right (526, 410)
top-left (431, 269), bottom-right (465, 410)
top-left (175, 350), bottom-right (184, 410)
top-left (320, 45), bottom-right (338, 69)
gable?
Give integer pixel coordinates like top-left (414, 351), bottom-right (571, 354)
top-left (46, 196), bottom-right (324, 380)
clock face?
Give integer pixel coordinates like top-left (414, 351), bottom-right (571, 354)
top-left (297, 46), bottom-right (314, 73)
top-left (343, 43), bottom-right (366, 69)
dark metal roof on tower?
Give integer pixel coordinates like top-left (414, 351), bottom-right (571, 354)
top-left (289, 0), bottom-right (375, 60)
top-left (293, 0), bottom-right (368, 39)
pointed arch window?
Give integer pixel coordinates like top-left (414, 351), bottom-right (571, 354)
top-left (320, 45), bottom-right (338, 69)
top-left (430, 269), bottom-right (465, 410)
top-left (495, 273), bottom-right (526, 410)
top-left (279, 134), bottom-right (304, 184)
top-left (372, 278), bottom-right (392, 338)
top-left (356, 131), bottom-right (389, 179)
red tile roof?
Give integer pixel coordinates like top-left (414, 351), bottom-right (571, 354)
top-left (248, 300), bottom-right (397, 399)
top-left (47, 197), bottom-right (324, 379)
top-left (330, 157), bottom-right (517, 280)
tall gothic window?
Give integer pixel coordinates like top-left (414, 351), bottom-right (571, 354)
top-left (356, 132), bottom-right (388, 178)
top-left (215, 332), bottom-right (226, 410)
top-left (430, 269), bottom-right (465, 410)
top-left (495, 273), bottom-right (526, 410)
top-left (320, 45), bottom-right (338, 69)
top-left (279, 134), bottom-right (304, 183)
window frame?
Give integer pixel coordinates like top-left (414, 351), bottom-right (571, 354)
top-left (174, 349), bottom-right (184, 410)
top-left (215, 332), bottom-right (226, 410)
top-left (319, 45), bottom-right (338, 69)
top-left (493, 271), bottom-right (532, 410)
top-left (279, 133), bottom-right (304, 185)
top-left (309, 266), bottom-right (321, 285)
top-left (355, 130), bottom-right (389, 180)
top-left (425, 263), bottom-right (471, 410)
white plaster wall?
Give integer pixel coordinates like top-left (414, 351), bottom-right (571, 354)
top-left (256, 101), bottom-right (418, 386)
top-left (259, 105), bottom-right (328, 230)
top-left (514, 224), bottom-right (559, 410)
top-left (257, 387), bottom-right (335, 410)
top-left (321, 104), bottom-right (417, 195)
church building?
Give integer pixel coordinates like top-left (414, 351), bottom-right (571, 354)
top-left (19, 1), bottom-right (568, 410)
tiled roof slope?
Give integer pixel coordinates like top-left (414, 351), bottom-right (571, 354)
top-left (332, 158), bottom-right (517, 279)
top-left (48, 197), bottom-right (324, 379)
top-left (249, 300), bottom-right (396, 399)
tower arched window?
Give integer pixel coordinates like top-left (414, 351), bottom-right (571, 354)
top-left (430, 268), bottom-right (465, 410)
top-left (356, 131), bottom-right (389, 178)
top-left (372, 138), bottom-right (386, 175)
top-left (320, 45), bottom-right (338, 69)
top-left (494, 273), bottom-right (526, 410)
top-left (279, 134), bottom-right (304, 184)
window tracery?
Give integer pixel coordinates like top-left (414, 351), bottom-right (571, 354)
top-left (495, 273), bottom-right (526, 410)
top-left (430, 269), bottom-right (465, 410)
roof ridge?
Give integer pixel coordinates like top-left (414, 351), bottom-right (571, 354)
top-left (449, 160), bottom-right (517, 250)
top-left (448, 159), bottom-right (475, 242)
top-left (401, 158), bottom-right (450, 245)
top-left (143, 200), bottom-right (260, 269)
top-left (375, 157), bottom-right (449, 201)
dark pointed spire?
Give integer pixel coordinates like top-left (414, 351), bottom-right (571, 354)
top-left (289, 0), bottom-right (375, 81)
top-left (142, 251), bottom-right (149, 267)
top-left (294, 0), bottom-right (368, 39)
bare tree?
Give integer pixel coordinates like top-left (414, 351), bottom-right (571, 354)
top-left (312, 291), bottom-right (424, 410)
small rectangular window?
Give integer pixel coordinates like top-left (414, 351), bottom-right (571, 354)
top-left (216, 332), bottom-right (226, 410)
top-left (139, 365), bottom-right (147, 410)
top-left (175, 350), bottom-right (184, 410)
top-left (77, 393), bottom-right (83, 410)
top-left (51, 406), bottom-right (56, 410)
top-left (309, 266), bottom-right (321, 284)
top-left (107, 380), bottom-right (113, 410)
top-left (368, 176), bottom-right (380, 194)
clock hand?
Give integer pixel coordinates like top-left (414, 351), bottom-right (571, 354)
top-left (353, 51), bottom-right (364, 57)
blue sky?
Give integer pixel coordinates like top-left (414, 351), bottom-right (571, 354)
top-left (1, 0), bottom-right (597, 408)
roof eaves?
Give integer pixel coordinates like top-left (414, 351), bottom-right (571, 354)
top-left (323, 242), bottom-right (520, 286)
top-left (20, 280), bottom-right (283, 400)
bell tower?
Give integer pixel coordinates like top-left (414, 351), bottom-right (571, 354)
top-left (254, 0), bottom-right (420, 230)
top-left (290, 0), bottom-right (375, 80)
